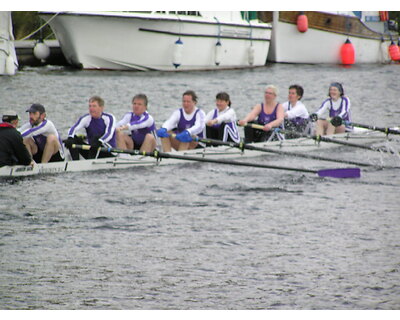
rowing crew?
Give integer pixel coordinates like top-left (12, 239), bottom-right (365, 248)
top-left (0, 82), bottom-right (351, 167)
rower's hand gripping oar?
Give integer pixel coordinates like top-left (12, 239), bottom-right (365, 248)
top-left (330, 116), bottom-right (400, 135)
top-left (71, 144), bottom-right (361, 179)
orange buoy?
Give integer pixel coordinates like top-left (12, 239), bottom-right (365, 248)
top-left (340, 38), bottom-right (355, 65)
top-left (297, 12), bottom-right (308, 33)
top-left (388, 41), bottom-right (400, 61)
top-left (398, 39), bottom-right (400, 56)
top-left (379, 11), bottom-right (389, 21)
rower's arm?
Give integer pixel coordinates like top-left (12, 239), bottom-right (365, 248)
top-left (187, 110), bottom-right (205, 136)
top-left (162, 109), bottom-right (180, 131)
top-left (240, 104), bottom-right (261, 123)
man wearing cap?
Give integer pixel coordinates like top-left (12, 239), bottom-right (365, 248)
top-left (64, 95), bottom-right (116, 160)
top-left (312, 82), bottom-right (351, 136)
top-left (0, 110), bottom-right (32, 167)
top-left (19, 103), bottom-right (65, 163)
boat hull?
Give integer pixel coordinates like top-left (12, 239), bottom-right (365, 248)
top-left (0, 129), bottom-right (389, 178)
top-left (264, 11), bottom-right (392, 64)
top-left (0, 11), bottom-right (18, 75)
top-left (39, 11), bottom-right (272, 71)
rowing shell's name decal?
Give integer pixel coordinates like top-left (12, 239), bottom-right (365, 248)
top-left (14, 166), bottom-right (34, 172)
top-left (38, 167), bottom-right (65, 174)
top-left (13, 165), bottom-right (64, 174)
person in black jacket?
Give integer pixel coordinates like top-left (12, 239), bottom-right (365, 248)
top-left (0, 110), bottom-right (32, 167)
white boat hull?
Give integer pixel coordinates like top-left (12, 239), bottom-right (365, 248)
top-left (0, 129), bottom-right (390, 178)
top-left (268, 11), bottom-right (392, 64)
top-left (40, 11), bottom-right (272, 71)
top-left (0, 11), bottom-right (18, 75)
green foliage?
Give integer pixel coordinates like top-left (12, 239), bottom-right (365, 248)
top-left (11, 11), bottom-right (54, 40)
top-left (389, 12), bottom-right (400, 34)
top-left (389, 11), bottom-right (400, 21)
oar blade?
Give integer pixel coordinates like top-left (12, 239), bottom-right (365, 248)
top-left (317, 168), bottom-right (361, 179)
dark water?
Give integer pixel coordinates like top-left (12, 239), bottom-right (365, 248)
top-left (1, 64), bottom-right (400, 309)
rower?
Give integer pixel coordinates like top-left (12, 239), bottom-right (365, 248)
top-left (64, 95), bottom-right (117, 160)
top-left (311, 82), bottom-right (352, 136)
top-left (205, 92), bottom-right (240, 143)
top-left (0, 110), bottom-right (32, 167)
top-left (282, 84), bottom-right (311, 138)
top-left (156, 90), bottom-right (206, 152)
top-left (116, 94), bottom-right (157, 153)
top-left (238, 84), bottom-right (285, 143)
top-left (19, 103), bottom-right (64, 163)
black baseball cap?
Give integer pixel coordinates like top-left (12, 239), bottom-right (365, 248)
top-left (26, 103), bottom-right (45, 114)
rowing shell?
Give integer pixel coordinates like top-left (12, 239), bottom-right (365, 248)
top-left (0, 129), bottom-right (391, 178)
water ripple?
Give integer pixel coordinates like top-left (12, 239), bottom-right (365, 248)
top-left (1, 64), bottom-right (400, 309)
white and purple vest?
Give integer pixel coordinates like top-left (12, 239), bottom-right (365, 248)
top-left (129, 112), bottom-right (156, 146)
top-left (257, 103), bottom-right (284, 130)
top-left (68, 112), bottom-right (116, 147)
top-left (176, 109), bottom-right (204, 138)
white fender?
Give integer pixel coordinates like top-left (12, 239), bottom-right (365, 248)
top-left (215, 41), bottom-right (222, 66)
top-left (33, 41), bottom-right (51, 61)
top-left (0, 51), bottom-right (5, 75)
top-left (172, 38), bottom-right (183, 68)
top-left (5, 54), bottom-right (16, 75)
top-left (380, 40), bottom-right (390, 64)
top-left (248, 45), bottom-right (255, 65)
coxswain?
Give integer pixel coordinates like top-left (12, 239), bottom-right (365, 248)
top-left (0, 110), bottom-right (32, 167)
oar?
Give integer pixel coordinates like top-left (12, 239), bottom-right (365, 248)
top-left (193, 136), bottom-right (373, 167)
top-left (71, 144), bottom-right (361, 179)
top-left (241, 123), bottom-right (386, 152)
top-left (330, 116), bottom-right (400, 135)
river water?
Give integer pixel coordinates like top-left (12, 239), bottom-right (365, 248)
top-left (1, 63), bottom-right (400, 310)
